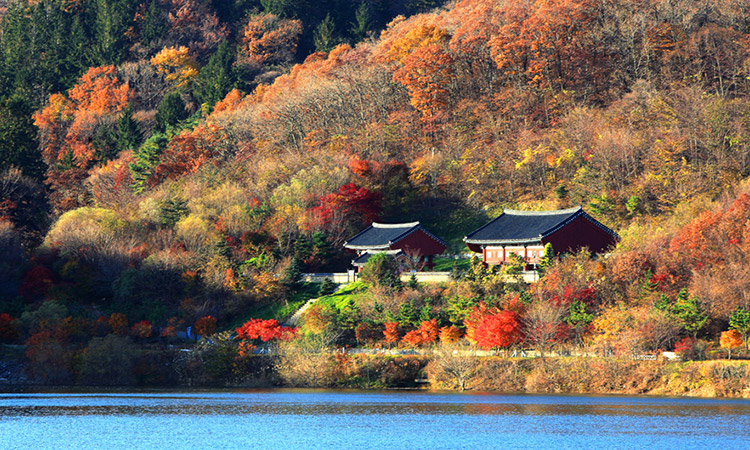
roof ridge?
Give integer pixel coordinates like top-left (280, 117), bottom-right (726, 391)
top-left (372, 221), bottom-right (420, 228)
top-left (503, 206), bottom-right (582, 216)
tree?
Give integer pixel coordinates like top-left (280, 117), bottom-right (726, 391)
top-left (195, 315), bottom-right (218, 336)
top-left (393, 44), bottom-right (455, 121)
top-left (523, 298), bottom-right (567, 357)
top-left (78, 334), bottom-right (139, 385)
top-left (89, 0), bottom-right (137, 65)
top-left (155, 92), bottom-right (190, 131)
top-left (566, 299), bottom-right (593, 348)
top-left (140, 0), bottom-right (168, 46)
top-left (383, 321), bottom-right (400, 347)
top-left (318, 278), bottom-right (337, 296)
top-left (115, 105), bottom-right (141, 152)
top-left (467, 308), bottom-right (524, 350)
top-left (720, 329), bottom-right (743, 360)
top-left (349, 2), bottom-right (372, 42)
top-left (129, 132), bottom-right (169, 192)
top-left (194, 41), bottom-right (236, 109)
top-left (359, 253), bottom-right (401, 290)
top-left (670, 290), bottom-right (707, 337)
top-left (236, 318), bottom-right (296, 342)
top-left (439, 325), bottom-right (462, 344)
top-left (237, 13), bottom-right (302, 70)
top-left (0, 95), bottom-right (44, 180)
top-left (428, 341), bottom-right (479, 391)
top-left (729, 307), bottom-right (750, 350)
top-left (130, 320), bottom-right (154, 339)
top-left (538, 243), bottom-right (555, 274)
top-left (314, 14), bottom-right (340, 53)
top-left (151, 46), bottom-right (199, 89)
top-left (402, 318), bottom-right (439, 347)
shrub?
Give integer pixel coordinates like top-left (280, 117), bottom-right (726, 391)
top-left (78, 334), bottom-right (140, 385)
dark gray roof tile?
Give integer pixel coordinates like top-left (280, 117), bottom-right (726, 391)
top-left (465, 207), bottom-right (585, 244)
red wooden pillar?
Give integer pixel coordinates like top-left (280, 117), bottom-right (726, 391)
top-left (482, 246), bottom-right (487, 263)
top-left (524, 246), bottom-right (528, 270)
top-left (502, 246), bottom-right (506, 262)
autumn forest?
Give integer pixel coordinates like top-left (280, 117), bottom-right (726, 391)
top-left (3, 0), bottom-right (750, 391)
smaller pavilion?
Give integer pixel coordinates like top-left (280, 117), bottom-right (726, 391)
top-left (344, 222), bottom-right (447, 271)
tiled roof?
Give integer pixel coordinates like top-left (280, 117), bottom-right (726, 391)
top-left (344, 222), bottom-right (446, 250)
top-left (351, 250), bottom-right (404, 266)
top-left (465, 206), bottom-right (606, 245)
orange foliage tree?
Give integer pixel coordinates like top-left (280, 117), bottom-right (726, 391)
top-left (34, 66), bottom-right (131, 169)
top-left (402, 319), bottom-right (439, 347)
top-left (383, 321), bottom-right (400, 347)
top-left (151, 124), bottom-right (231, 184)
top-left (238, 13), bottom-right (302, 70)
top-left (720, 329), bottom-right (743, 359)
top-left (439, 325), bottom-right (462, 344)
top-left (393, 44), bottom-right (455, 122)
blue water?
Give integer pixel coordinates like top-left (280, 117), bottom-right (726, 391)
top-left (1, 390), bottom-right (749, 449)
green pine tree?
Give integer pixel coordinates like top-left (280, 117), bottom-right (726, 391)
top-left (349, 2), bottom-right (372, 42)
top-left (140, 0), bottom-right (168, 46)
top-left (155, 92), bottom-right (190, 131)
top-left (194, 41), bottom-right (237, 110)
top-left (116, 105), bottom-right (142, 152)
top-left (129, 133), bottom-right (168, 193)
top-left (314, 14), bottom-right (340, 52)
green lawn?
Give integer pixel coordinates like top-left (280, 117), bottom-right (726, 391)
top-left (431, 257), bottom-right (471, 272)
top-left (316, 281), bottom-right (367, 310)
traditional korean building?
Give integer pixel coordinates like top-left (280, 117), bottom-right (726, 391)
top-left (463, 206), bottom-right (618, 267)
top-left (344, 222), bottom-right (447, 271)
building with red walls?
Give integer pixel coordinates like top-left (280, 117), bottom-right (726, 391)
top-left (344, 222), bottom-right (447, 271)
top-left (464, 207), bottom-right (618, 267)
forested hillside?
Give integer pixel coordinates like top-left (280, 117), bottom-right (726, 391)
top-left (4, 0), bottom-right (750, 386)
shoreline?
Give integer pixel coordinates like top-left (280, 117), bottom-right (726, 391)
top-left (4, 354), bottom-right (750, 399)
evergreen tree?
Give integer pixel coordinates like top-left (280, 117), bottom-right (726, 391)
top-left (407, 274), bottom-right (419, 290)
top-left (116, 105), bottom-right (142, 152)
top-left (729, 307), bottom-right (750, 349)
top-left (398, 300), bottom-right (419, 328)
top-left (155, 93), bottom-right (190, 131)
top-left (418, 299), bottom-right (432, 322)
top-left (140, 0), bottom-right (168, 47)
top-left (538, 243), bottom-right (555, 274)
top-left (349, 2), bottom-right (372, 42)
top-left (313, 14), bottom-right (339, 52)
top-left (311, 231), bottom-right (333, 266)
top-left (318, 278), bottom-right (337, 296)
top-left (129, 133), bottom-right (168, 193)
top-left (159, 197), bottom-right (189, 228)
top-left (0, 95), bottom-right (44, 180)
top-left (89, 0), bottom-right (136, 65)
top-left (671, 290), bottom-right (707, 338)
top-left (283, 257), bottom-right (303, 290)
top-left (194, 41), bottom-right (237, 110)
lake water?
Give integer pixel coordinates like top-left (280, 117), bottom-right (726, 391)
top-left (1, 390), bottom-right (749, 449)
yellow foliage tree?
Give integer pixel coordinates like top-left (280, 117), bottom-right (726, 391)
top-left (382, 23), bottom-right (451, 64)
top-left (150, 46), bottom-right (199, 88)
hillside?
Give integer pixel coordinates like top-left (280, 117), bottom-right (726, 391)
top-left (3, 0), bottom-right (750, 385)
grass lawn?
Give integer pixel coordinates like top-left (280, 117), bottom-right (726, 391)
top-left (316, 281), bottom-right (367, 310)
top-left (431, 257), bottom-right (471, 272)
